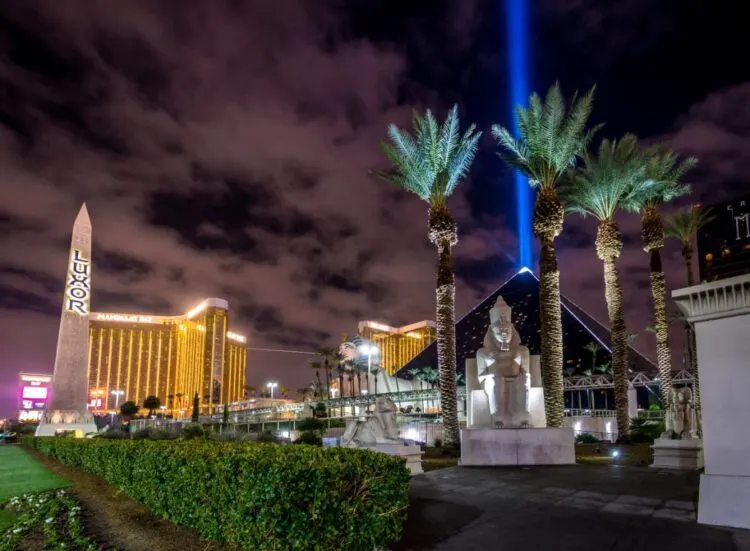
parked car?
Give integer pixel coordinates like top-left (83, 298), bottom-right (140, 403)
top-left (3, 432), bottom-right (18, 444)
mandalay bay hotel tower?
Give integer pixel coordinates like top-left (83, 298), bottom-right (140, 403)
top-left (87, 298), bottom-right (247, 416)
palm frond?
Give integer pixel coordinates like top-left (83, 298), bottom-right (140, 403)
top-left (493, 83), bottom-right (602, 191)
top-left (376, 105), bottom-right (481, 205)
top-left (561, 133), bottom-right (647, 221)
top-left (623, 144), bottom-right (696, 213)
top-left (664, 205), bottom-right (715, 242)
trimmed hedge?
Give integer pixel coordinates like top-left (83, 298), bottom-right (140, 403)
top-left (24, 437), bottom-right (410, 550)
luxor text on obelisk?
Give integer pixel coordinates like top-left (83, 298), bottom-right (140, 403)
top-left (36, 203), bottom-right (98, 437)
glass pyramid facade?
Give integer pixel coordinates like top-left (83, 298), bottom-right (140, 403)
top-left (396, 268), bottom-right (657, 377)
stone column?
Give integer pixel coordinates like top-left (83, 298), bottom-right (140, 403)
top-left (673, 274), bottom-right (750, 529)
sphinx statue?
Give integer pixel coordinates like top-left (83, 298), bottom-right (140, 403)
top-left (342, 396), bottom-right (401, 446)
top-left (472, 297), bottom-right (531, 428)
top-left (662, 387), bottom-right (699, 440)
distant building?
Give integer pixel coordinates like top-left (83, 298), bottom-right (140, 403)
top-left (18, 372), bottom-right (53, 421)
top-left (357, 320), bottom-right (436, 375)
top-left (87, 298), bottom-right (247, 415)
top-left (698, 194), bottom-right (750, 282)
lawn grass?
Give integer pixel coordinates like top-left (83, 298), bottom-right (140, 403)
top-left (0, 446), bottom-right (69, 503)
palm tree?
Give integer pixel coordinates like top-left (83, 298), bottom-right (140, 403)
top-left (376, 105), bottom-right (481, 448)
top-left (583, 341), bottom-right (602, 409)
top-left (665, 204), bottom-right (714, 421)
top-left (143, 395), bottom-right (161, 417)
top-left (625, 147), bottom-right (695, 406)
top-left (296, 388), bottom-right (309, 402)
top-left (316, 347), bottom-right (339, 400)
top-left (665, 205), bottom-right (714, 287)
top-left (583, 341), bottom-right (602, 372)
top-left (244, 385), bottom-right (256, 399)
top-left (310, 360), bottom-right (324, 399)
top-left (561, 134), bottom-right (649, 439)
top-left (492, 83), bottom-right (601, 428)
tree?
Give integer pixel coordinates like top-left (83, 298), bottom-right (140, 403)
top-left (222, 403), bottom-right (229, 429)
top-left (665, 205), bottom-right (714, 287)
top-left (143, 395), bottom-right (161, 417)
top-left (244, 385), bottom-right (256, 399)
top-left (492, 83), bottom-right (601, 428)
top-left (561, 134), bottom-right (650, 439)
top-left (665, 204), bottom-right (714, 420)
top-left (310, 360), bottom-right (324, 400)
top-left (376, 105), bottom-right (481, 448)
top-left (191, 393), bottom-right (200, 423)
top-left (120, 400), bottom-right (139, 419)
top-left (175, 393), bottom-right (184, 410)
top-left (624, 146), bottom-right (695, 406)
top-left (320, 347), bottom-right (341, 400)
top-left (583, 341), bottom-right (602, 372)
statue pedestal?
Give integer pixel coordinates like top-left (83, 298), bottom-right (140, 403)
top-left (362, 443), bottom-right (424, 475)
top-left (459, 427), bottom-right (575, 466)
top-left (651, 438), bottom-right (704, 470)
top-left (674, 275), bottom-right (750, 530)
top-left (35, 422), bottom-right (97, 438)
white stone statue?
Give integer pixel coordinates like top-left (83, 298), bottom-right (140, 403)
top-left (342, 396), bottom-right (400, 446)
top-left (662, 387), bottom-right (698, 440)
top-left (473, 297), bottom-right (531, 428)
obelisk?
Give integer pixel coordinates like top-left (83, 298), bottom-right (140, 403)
top-left (36, 203), bottom-right (98, 437)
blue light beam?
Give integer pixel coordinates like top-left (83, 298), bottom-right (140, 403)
top-left (506, 0), bottom-right (532, 268)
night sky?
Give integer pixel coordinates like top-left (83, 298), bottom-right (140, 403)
top-left (1, 0), bottom-right (748, 418)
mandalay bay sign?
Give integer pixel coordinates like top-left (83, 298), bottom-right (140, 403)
top-left (65, 249), bottom-right (90, 315)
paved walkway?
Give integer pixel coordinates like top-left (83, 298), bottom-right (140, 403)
top-left (394, 465), bottom-right (750, 551)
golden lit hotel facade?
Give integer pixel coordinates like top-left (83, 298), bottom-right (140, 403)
top-left (357, 320), bottom-right (436, 375)
top-left (87, 298), bottom-right (247, 414)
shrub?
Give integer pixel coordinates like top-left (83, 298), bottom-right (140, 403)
top-left (327, 418), bottom-right (346, 429)
top-left (576, 432), bottom-right (600, 444)
top-left (133, 428), bottom-right (179, 441)
top-left (433, 437), bottom-right (443, 448)
top-left (297, 418), bottom-right (325, 433)
top-left (295, 431), bottom-right (323, 446)
top-left (256, 430), bottom-right (277, 443)
top-left (23, 437), bottom-right (410, 550)
top-left (97, 428), bottom-right (129, 439)
top-left (182, 423), bottom-right (205, 440)
top-left (629, 418), bottom-right (664, 444)
top-left (212, 431), bottom-right (250, 442)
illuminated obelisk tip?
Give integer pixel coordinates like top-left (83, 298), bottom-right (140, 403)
top-left (36, 203), bottom-right (97, 437)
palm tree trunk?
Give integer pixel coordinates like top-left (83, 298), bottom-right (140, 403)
top-left (429, 205), bottom-right (460, 449)
top-left (539, 238), bottom-right (565, 427)
top-left (683, 244), bottom-right (695, 287)
top-left (648, 249), bottom-right (672, 406)
top-left (603, 257), bottom-right (630, 439)
top-left (435, 241), bottom-right (459, 447)
top-left (682, 243), bottom-right (701, 431)
top-left (533, 187), bottom-right (565, 428)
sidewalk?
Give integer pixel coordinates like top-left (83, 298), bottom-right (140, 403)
top-left (394, 465), bottom-right (750, 551)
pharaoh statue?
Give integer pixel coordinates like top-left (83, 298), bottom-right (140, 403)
top-left (662, 387), bottom-right (699, 440)
top-left (474, 297), bottom-right (531, 428)
top-left (342, 396), bottom-right (401, 446)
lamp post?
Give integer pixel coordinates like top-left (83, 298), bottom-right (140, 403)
top-left (159, 405), bottom-right (167, 419)
top-left (358, 343), bottom-right (378, 395)
top-left (266, 381), bottom-right (278, 400)
top-left (110, 389), bottom-right (124, 424)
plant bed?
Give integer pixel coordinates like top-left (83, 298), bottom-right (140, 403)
top-left (24, 437), bottom-right (410, 550)
top-left (0, 490), bottom-right (101, 550)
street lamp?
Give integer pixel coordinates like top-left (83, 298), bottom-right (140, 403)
top-left (266, 381), bottom-right (278, 400)
top-left (358, 343), bottom-right (379, 394)
top-left (159, 405), bottom-right (167, 419)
